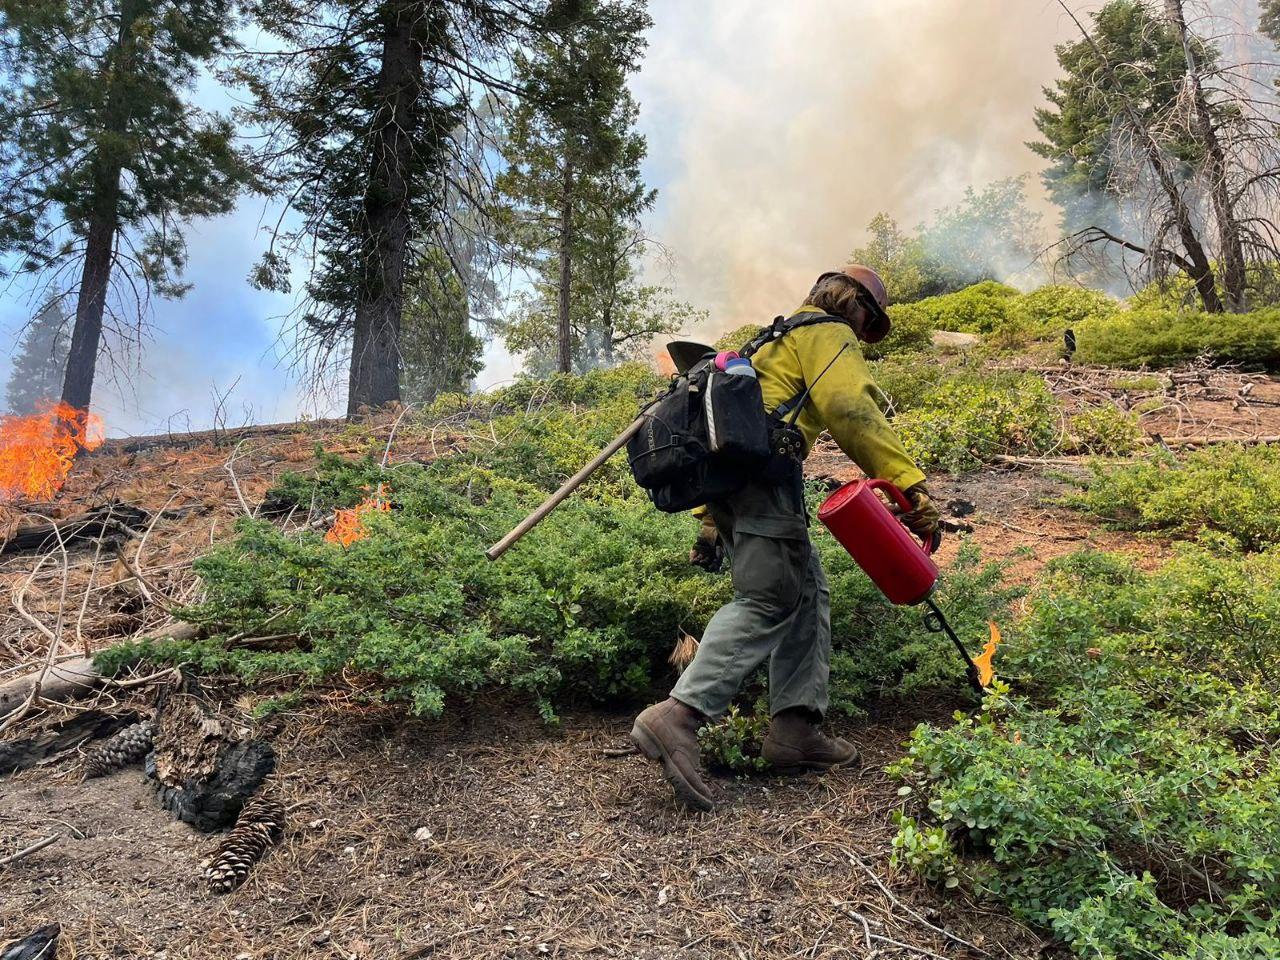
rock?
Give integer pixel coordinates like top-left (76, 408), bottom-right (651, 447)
top-left (932, 330), bottom-right (980, 351)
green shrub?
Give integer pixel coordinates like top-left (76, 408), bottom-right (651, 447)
top-left (868, 355), bottom-right (946, 415)
top-left (1107, 374), bottom-right (1164, 393)
top-left (868, 302), bottom-right (937, 358)
top-left (890, 280), bottom-right (1020, 336)
top-left (1012, 284), bottom-right (1119, 333)
top-left (100, 368), bottom-right (1018, 719)
top-left (1065, 444), bottom-right (1280, 550)
top-left (891, 543), bottom-right (1280, 958)
top-left (1076, 307), bottom-right (1280, 369)
top-left (893, 372), bottom-right (1061, 472)
top-left (698, 703), bottom-right (770, 774)
top-left (891, 813), bottom-right (961, 889)
top-left (1064, 405), bottom-right (1144, 455)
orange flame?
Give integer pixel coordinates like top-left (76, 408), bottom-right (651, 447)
top-left (325, 497), bottom-right (390, 546)
top-left (972, 621), bottom-right (1001, 688)
top-left (0, 401), bottom-right (104, 502)
top-left (654, 346), bottom-right (676, 377)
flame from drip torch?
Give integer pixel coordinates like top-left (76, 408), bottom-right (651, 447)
top-left (0, 401), bottom-right (105, 502)
top-left (325, 497), bottom-right (390, 546)
top-left (972, 621), bottom-right (1001, 688)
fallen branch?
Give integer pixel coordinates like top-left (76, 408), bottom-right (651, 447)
top-left (0, 621), bottom-right (202, 720)
top-left (0, 834), bottom-right (60, 869)
top-left (1159, 433), bottom-right (1280, 447)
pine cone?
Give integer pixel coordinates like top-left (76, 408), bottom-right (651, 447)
top-left (204, 791), bottom-right (286, 894)
top-left (82, 720), bottom-right (153, 779)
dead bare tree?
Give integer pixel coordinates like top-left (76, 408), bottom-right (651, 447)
top-left (1049, 1), bottom-right (1280, 310)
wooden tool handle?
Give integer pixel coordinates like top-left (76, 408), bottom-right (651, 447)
top-left (485, 415), bottom-right (647, 561)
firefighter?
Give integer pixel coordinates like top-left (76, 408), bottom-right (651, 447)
top-left (629, 266), bottom-right (941, 812)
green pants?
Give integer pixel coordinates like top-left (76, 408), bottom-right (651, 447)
top-left (671, 475), bottom-right (831, 719)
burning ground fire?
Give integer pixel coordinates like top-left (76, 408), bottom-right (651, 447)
top-left (0, 401), bottom-right (105, 502)
top-left (325, 497), bottom-right (390, 546)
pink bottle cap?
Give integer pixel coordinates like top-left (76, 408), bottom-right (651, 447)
top-left (714, 351), bottom-right (740, 371)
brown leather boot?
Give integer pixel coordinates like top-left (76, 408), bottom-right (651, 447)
top-left (630, 698), bottom-right (715, 811)
top-left (762, 708), bottom-right (859, 776)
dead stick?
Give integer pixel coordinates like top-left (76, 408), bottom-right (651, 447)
top-left (486, 415), bottom-right (646, 561)
top-left (0, 834), bottom-right (60, 868)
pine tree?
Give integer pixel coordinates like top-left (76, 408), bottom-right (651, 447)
top-left (5, 299), bottom-right (71, 415)
top-left (400, 248), bottom-right (484, 404)
top-left (0, 0), bottom-right (255, 411)
top-left (242, 0), bottom-right (526, 417)
top-left (496, 0), bottom-right (682, 374)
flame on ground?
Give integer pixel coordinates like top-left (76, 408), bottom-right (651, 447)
top-left (325, 497), bottom-right (390, 546)
top-left (0, 401), bottom-right (105, 502)
top-left (972, 621), bottom-right (1001, 688)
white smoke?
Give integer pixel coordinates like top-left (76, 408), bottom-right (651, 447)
top-left (633, 0), bottom-right (1103, 336)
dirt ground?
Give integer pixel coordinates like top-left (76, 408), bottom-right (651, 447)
top-left (3, 701), bottom-right (1049, 959)
top-left (4, 367), bottom-right (1272, 959)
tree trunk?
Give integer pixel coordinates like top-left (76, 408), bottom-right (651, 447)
top-left (61, 210), bottom-right (119, 410)
top-left (601, 304), bottom-right (614, 366)
top-left (347, 0), bottom-right (426, 417)
top-left (1164, 0), bottom-right (1249, 310)
top-left (557, 156), bottom-right (575, 375)
top-left (60, 0), bottom-right (139, 411)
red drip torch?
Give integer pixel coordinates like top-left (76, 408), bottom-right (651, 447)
top-left (817, 479), bottom-right (984, 695)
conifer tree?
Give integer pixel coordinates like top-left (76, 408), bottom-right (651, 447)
top-left (400, 248), bottom-right (484, 403)
top-left (243, 0), bottom-right (529, 416)
top-left (5, 299), bottom-right (71, 414)
top-left (0, 0), bottom-right (254, 410)
top-left (496, 0), bottom-right (672, 374)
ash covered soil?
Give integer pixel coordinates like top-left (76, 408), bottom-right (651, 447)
top-left (6, 369), bottom-right (1275, 958)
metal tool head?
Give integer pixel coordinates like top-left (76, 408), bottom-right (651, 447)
top-left (666, 340), bottom-right (715, 374)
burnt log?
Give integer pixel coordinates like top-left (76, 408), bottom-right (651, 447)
top-left (0, 924), bottom-right (60, 960)
top-left (147, 674), bottom-right (275, 832)
top-left (0, 502), bottom-right (206, 556)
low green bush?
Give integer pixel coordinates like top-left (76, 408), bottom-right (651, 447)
top-left (698, 703), bottom-right (770, 774)
top-left (868, 355), bottom-right (946, 415)
top-left (891, 543), bottom-right (1280, 958)
top-left (100, 365), bottom-right (1018, 719)
top-left (893, 372), bottom-right (1062, 472)
top-left (889, 280), bottom-right (1020, 336)
top-left (1065, 444), bottom-right (1280, 550)
top-left (869, 302), bottom-right (936, 358)
top-left (1076, 307), bottom-right (1280, 369)
top-left (1013, 285), bottom-right (1119, 330)
top-left (1064, 405), bottom-right (1144, 456)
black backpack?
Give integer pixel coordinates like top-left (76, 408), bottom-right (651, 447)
top-left (626, 312), bottom-right (849, 513)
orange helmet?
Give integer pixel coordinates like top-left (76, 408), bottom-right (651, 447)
top-left (814, 264), bottom-right (892, 343)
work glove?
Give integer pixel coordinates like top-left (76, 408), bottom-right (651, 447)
top-left (902, 482), bottom-right (943, 553)
top-left (689, 513), bottom-right (724, 573)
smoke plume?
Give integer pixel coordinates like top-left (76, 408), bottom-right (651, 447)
top-left (633, 0), bottom-right (1094, 336)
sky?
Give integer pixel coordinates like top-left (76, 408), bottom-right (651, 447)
top-left (0, 0), bottom-right (1094, 438)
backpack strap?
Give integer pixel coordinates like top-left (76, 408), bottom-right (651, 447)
top-left (738, 311), bottom-right (849, 360)
top-left (738, 311), bottom-right (851, 421)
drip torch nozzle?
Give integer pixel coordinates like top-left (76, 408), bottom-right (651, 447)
top-left (923, 598), bottom-right (986, 695)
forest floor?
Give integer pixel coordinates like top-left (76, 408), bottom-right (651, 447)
top-left (3, 366), bottom-right (1278, 959)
